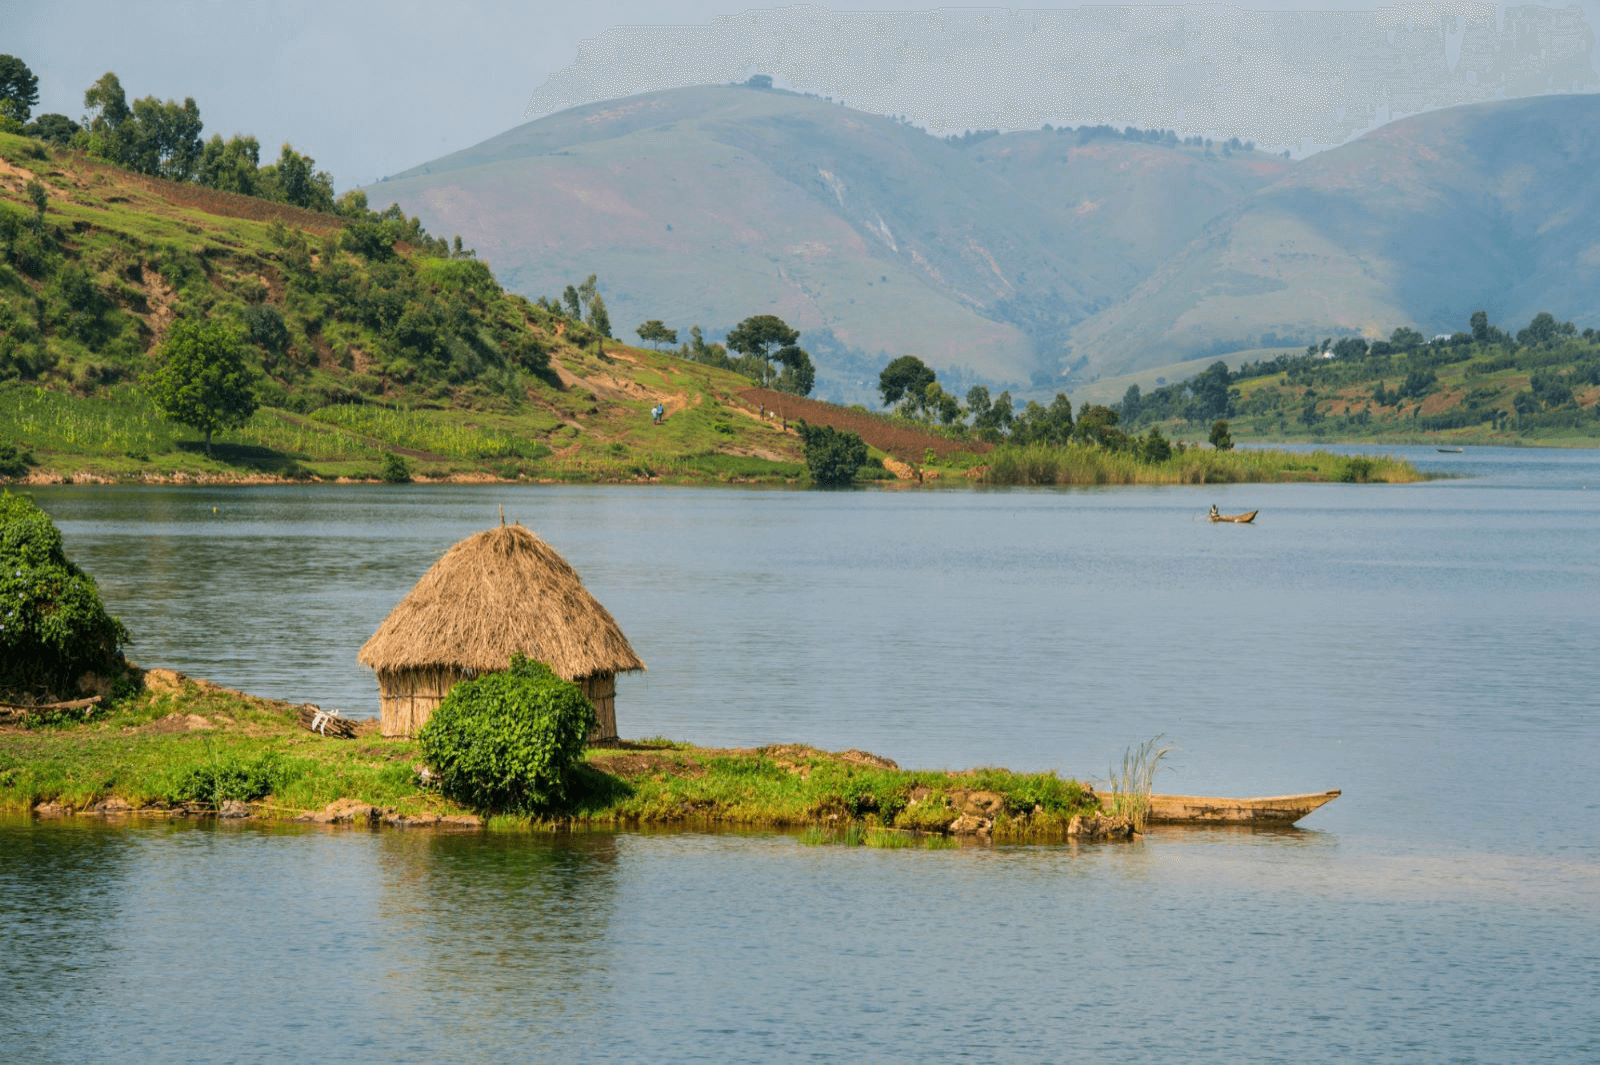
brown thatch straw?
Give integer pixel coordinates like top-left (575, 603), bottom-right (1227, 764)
top-left (358, 523), bottom-right (645, 680)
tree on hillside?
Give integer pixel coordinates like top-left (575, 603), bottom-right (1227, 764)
top-left (586, 293), bottom-right (612, 338)
top-left (726, 314), bottom-right (805, 389)
top-left (83, 72), bottom-right (134, 163)
top-left (1187, 360), bottom-right (1234, 421)
top-left (0, 55), bottom-right (39, 125)
top-left (24, 113), bottom-right (81, 145)
top-left (878, 354), bottom-right (936, 411)
top-left (562, 285), bottom-right (581, 319)
top-left (1209, 419), bottom-right (1234, 450)
top-left (636, 320), bottom-right (677, 349)
top-left (147, 320), bottom-right (259, 457)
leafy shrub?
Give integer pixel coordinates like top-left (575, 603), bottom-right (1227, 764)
top-left (380, 452), bottom-right (411, 483)
top-left (417, 655), bottom-right (597, 814)
top-left (796, 421), bottom-right (867, 487)
top-left (0, 491), bottom-right (128, 699)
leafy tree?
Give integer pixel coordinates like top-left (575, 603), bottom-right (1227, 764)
top-left (1120, 383), bottom-right (1142, 423)
top-left (126, 95), bottom-right (204, 180)
top-left (147, 319), bottom-right (259, 456)
top-left (1138, 427), bottom-right (1172, 463)
top-left (0, 55), bottom-right (39, 125)
top-left (636, 320), bottom-right (677, 349)
top-left (83, 72), bottom-right (133, 163)
top-left (585, 293), bottom-right (612, 338)
top-left (1209, 419), bottom-right (1234, 450)
top-left (1516, 311), bottom-right (1573, 348)
top-left (241, 304), bottom-right (291, 359)
top-left (1470, 310), bottom-right (1491, 343)
top-left (966, 385), bottom-right (992, 425)
top-left (261, 143), bottom-right (334, 211)
top-left (23, 113), bottom-right (80, 145)
top-left (925, 382), bottom-right (961, 425)
top-left (1389, 326), bottom-right (1425, 350)
top-left (1187, 360), bottom-right (1234, 421)
top-left (879, 354), bottom-right (936, 410)
top-left (797, 421), bottom-right (868, 487)
top-left (1072, 403), bottom-right (1123, 448)
top-left (770, 343), bottom-right (815, 395)
top-left (194, 133), bottom-right (261, 194)
top-left (1331, 337), bottom-right (1368, 359)
top-left (562, 285), bottom-right (581, 319)
top-left (727, 314), bottom-right (802, 386)
top-left (0, 491), bottom-right (128, 699)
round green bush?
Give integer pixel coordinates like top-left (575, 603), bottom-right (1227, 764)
top-left (0, 491), bottom-right (128, 699)
top-left (417, 655), bottom-right (596, 814)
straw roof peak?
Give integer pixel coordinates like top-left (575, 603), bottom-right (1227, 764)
top-left (358, 522), bottom-right (644, 679)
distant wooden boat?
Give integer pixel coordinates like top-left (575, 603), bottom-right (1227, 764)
top-left (1110, 789), bottom-right (1342, 826)
top-left (1436, 447), bottom-right (1464, 453)
top-left (1208, 508), bottom-right (1258, 524)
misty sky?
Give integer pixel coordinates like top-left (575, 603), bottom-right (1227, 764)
top-left (10, 1), bottom-right (1599, 192)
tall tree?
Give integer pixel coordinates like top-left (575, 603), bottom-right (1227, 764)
top-left (147, 320), bottom-right (259, 457)
top-left (83, 72), bottom-right (133, 164)
top-left (586, 293), bottom-right (612, 338)
top-left (726, 314), bottom-right (801, 386)
top-left (878, 354), bottom-right (936, 410)
top-left (0, 54), bottom-right (39, 124)
top-left (636, 320), bottom-right (677, 349)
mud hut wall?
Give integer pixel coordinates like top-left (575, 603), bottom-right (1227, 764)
top-left (579, 672), bottom-right (617, 742)
top-left (378, 665), bottom-right (473, 738)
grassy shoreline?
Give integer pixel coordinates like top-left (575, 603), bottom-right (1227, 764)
top-left (0, 672), bottom-right (1115, 841)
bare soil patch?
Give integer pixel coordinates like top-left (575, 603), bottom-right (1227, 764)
top-left (739, 388), bottom-right (988, 463)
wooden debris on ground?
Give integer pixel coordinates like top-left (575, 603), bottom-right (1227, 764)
top-left (0, 695), bottom-right (102, 724)
top-left (296, 703), bottom-right (358, 739)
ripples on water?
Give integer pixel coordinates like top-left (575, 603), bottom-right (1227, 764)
top-left (7, 446), bottom-right (1599, 1061)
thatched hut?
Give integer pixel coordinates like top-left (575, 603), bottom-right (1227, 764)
top-left (358, 522), bottom-right (644, 740)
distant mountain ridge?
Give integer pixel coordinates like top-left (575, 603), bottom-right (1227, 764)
top-left (369, 86), bottom-right (1600, 401)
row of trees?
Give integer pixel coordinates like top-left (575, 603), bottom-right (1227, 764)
top-left (1, 56), bottom-right (458, 259)
top-left (632, 313), bottom-right (817, 396)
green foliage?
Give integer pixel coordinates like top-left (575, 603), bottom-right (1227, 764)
top-left (0, 55), bottom-right (39, 124)
top-left (146, 319), bottom-right (259, 455)
top-left (585, 293), bottom-right (612, 338)
top-left (1138, 426), bottom-right (1173, 463)
top-left (0, 491), bottom-right (128, 699)
top-left (796, 421), bottom-right (868, 486)
top-left (1208, 419), bottom-right (1233, 450)
top-left (727, 314), bottom-right (810, 392)
top-left (167, 750), bottom-right (290, 806)
top-left (879, 354), bottom-right (937, 410)
top-left (380, 452), bottom-right (412, 483)
top-left (417, 655), bottom-right (597, 814)
top-left (636, 320), bottom-right (677, 349)
top-left (0, 442), bottom-right (36, 478)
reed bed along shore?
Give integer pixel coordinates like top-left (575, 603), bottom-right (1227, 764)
top-left (980, 444), bottom-right (1421, 486)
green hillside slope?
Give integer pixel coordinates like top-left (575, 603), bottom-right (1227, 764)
top-left (0, 131), bottom-right (809, 484)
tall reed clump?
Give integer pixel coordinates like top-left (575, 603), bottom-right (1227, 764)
top-left (1105, 734), bottom-right (1173, 833)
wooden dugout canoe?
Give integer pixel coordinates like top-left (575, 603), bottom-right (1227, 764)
top-left (1106, 789), bottom-right (1342, 826)
top-left (1208, 509), bottom-right (1258, 523)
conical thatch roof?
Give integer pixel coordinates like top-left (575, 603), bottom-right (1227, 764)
top-left (358, 523), bottom-right (644, 679)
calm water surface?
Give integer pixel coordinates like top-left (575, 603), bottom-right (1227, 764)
top-left (4, 445), bottom-right (1597, 1062)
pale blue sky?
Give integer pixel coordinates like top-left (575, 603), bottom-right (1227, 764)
top-left (9, 2), bottom-right (1597, 190)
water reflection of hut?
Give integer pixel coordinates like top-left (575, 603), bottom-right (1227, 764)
top-left (358, 522), bottom-right (644, 740)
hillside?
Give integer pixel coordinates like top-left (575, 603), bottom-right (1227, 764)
top-left (0, 130), bottom-right (827, 484)
top-left (368, 84), bottom-right (1286, 399)
top-left (1065, 94), bottom-right (1600, 379)
top-left (371, 86), bottom-right (1600, 399)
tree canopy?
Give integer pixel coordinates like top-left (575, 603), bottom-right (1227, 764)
top-left (636, 320), bottom-right (677, 349)
top-left (797, 422), bottom-right (868, 486)
top-left (726, 314), bottom-right (812, 394)
top-left (147, 320), bottom-right (259, 456)
top-left (0, 54), bottom-right (39, 125)
top-left (878, 355), bottom-right (937, 410)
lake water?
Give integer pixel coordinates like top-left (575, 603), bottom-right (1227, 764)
top-left (4, 446), bottom-right (1598, 1062)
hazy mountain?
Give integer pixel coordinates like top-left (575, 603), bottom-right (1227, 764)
top-left (370, 85), bottom-right (1600, 398)
top-left (368, 84), bottom-right (1284, 399)
top-left (1065, 93), bottom-right (1600, 379)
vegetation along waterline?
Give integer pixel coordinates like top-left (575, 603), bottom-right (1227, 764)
top-left (1, 669), bottom-right (1140, 842)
